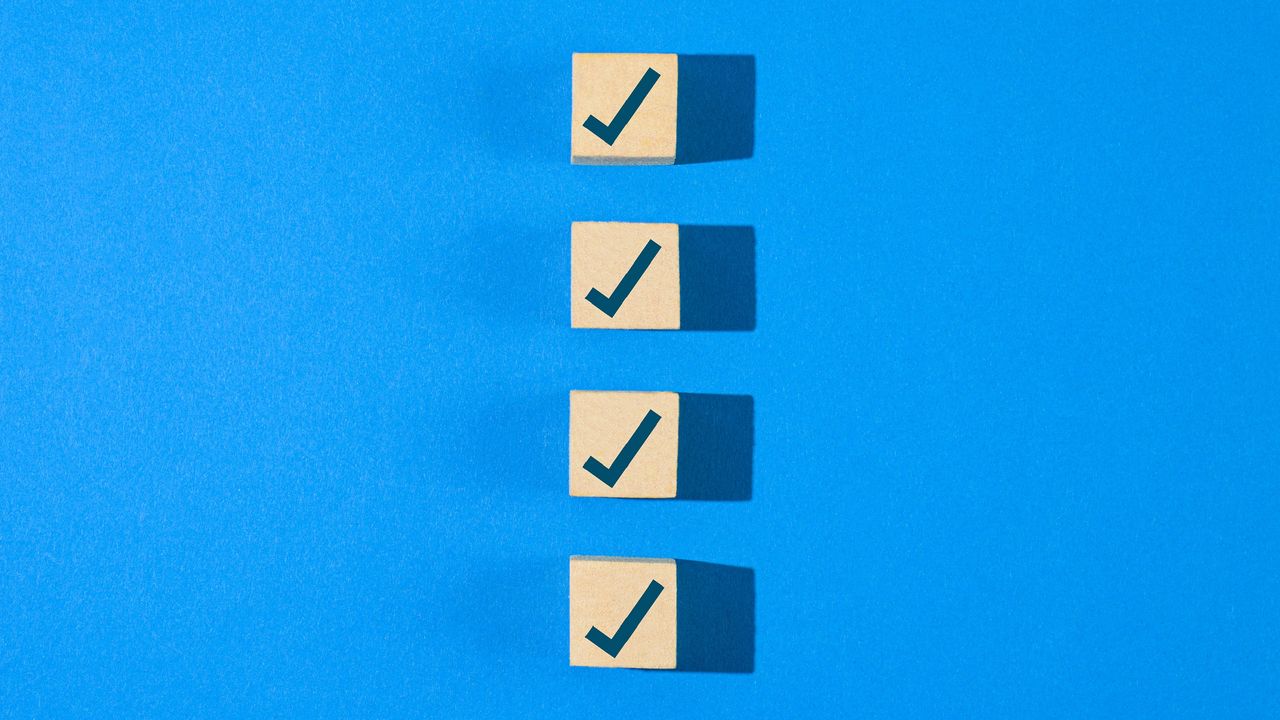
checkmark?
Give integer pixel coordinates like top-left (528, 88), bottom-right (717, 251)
top-left (583, 409), bottom-right (661, 488)
top-left (585, 240), bottom-right (661, 318)
top-left (585, 579), bottom-right (665, 658)
top-left (583, 68), bottom-right (661, 146)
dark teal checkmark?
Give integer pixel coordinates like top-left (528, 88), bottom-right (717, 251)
top-left (583, 409), bottom-right (661, 488)
top-left (583, 68), bottom-right (661, 145)
top-left (585, 240), bottom-right (661, 318)
top-left (585, 579), bottom-right (665, 658)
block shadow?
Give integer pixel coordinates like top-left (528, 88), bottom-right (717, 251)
top-left (679, 225), bottom-right (756, 331)
top-left (677, 393), bottom-right (753, 501)
top-left (677, 55), bottom-right (756, 164)
top-left (676, 560), bottom-right (755, 673)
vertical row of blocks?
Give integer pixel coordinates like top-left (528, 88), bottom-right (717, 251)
top-left (569, 52), bottom-right (687, 669)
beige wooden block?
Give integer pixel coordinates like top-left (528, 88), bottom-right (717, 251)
top-left (570, 556), bottom-right (677, 669)
top-left (570, 391), bottom-right (678, 498)
top-left (571, 222), bottom-right (680, 330)
top-left (572, 53), bottom-right (677, 165)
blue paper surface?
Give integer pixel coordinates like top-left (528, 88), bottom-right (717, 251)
top-left (3, 1), bottom-right (1277, 717)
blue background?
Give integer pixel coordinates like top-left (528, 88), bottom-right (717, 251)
top-left (3, 1), bottom-right (1278, 717)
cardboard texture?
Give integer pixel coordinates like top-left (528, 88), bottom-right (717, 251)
top-left (569, 556), bottom-right (678, 669)
top-left (571, 222), bottom-right (680, 330)
top-left (570, 391), bottom-right (679, 498)
top-left (572, 53), bottom-right (678, 165)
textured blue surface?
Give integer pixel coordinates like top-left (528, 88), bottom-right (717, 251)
top-left (3, 1), bottom-right (1278, 717)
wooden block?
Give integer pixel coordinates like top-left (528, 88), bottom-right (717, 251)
top-left (570, 390), bottom-right (679, 498)
top-left (570, 556), bottom-right (677, 669)
top-left (572, 53), bottom-right (677, 165)
top-left (571, 222), bottom-right (680, 330)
